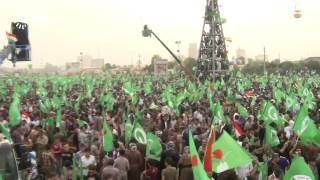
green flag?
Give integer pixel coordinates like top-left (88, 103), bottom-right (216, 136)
top-left (0, 123), bottom-right (11, 142)
top-left (56, 108), bottom-right (62, 130)
top-left (212, 131), bottom-right (253, 173)
top-left (285, 94), bottom-right (300, 112)
top-left (80, 160), bottom-right (84, 180)
top-left (146, 132), bottom-right (162, 161)
top-left (258, 162), bottom-right (268, 180)
top-left (189, 130), bottom-right (209, 180)
top-left (262, 101), bottom-right (285, 125)
top-left (264, 125), bottom-right (280, 147)
top-left (72, 157), bottom-right (77, 180)
top-left (78, 120), bottom-right (88, 128)
top-left (236, 103), bottom-right (249, 118)
top-left (102, 121), bottom-right (113, 152)
top-left (311, 131), bottom-right (320, 148)
top-left (101, 92), bottom-right (114, 112)
top-left (273, 88), bottom-right (285, 103)
top-left (9, 97), bottom-right (21, 126)
top-left (124, 118), bottom-right (133, 145)
top-left (284, 155), bottom-right (315, 180)
top-left (293, 105), bottom-right (318, 144)
top-left (132, 121), bottom-right (147, 144)
top-left (213, 102), bottom-right (225, 123)
top-left (143, 82), bottom-right (152, 95)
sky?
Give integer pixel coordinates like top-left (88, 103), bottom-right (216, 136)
top-left (0, 0), bottom-right (319, 68)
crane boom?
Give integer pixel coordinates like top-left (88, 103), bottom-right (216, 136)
top-left (0, 45), bottom-right (14, 65)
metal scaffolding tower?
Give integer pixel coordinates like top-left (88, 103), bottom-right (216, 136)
top-left (196, 0), bottom-right (229, 81)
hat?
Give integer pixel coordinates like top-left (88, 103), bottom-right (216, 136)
top-left (51, 144), bottom-right (61, 154)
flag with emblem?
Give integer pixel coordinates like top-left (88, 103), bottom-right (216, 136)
top-left (132, 120), bottom-right (147, 144)
top-left (285, 94), bottom-right (300, 112)
top-left (102, 120), bottom-right (113, 152)
top-left (189, 130), bottom-right (209, 180)
top-left (293, 104), bottom-right (318, 144)
top-left (124, 117), bottom-right (133, 145)
top-left (212, 131), bottom-right (253, 173)
top-left (264, 125), bottom-right (280, 146)
top-left (262, 101), bottom-right (285, 125)
top-left (146, 132), bottom-right (162, 161)
top-left (284, 155), bottom-right (315, 180)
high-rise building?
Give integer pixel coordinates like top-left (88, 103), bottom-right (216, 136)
top-left (77, 54), bottom-right (104, 69)
top-left (188, 43), bottom-right (197, 59)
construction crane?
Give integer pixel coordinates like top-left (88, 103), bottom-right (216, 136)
top-left (0, 22), bottom-right (31, 66)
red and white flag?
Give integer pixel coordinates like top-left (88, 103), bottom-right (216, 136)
top-left (233, 121), bottom-right (244, 137)
top-left (203, 127), bottom-right (214, 173)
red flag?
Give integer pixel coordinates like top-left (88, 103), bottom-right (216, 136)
top-left (233, 121), bottom-right (244, 137)
top-left (246, 90), bottom-right (254, 97)
top-left (203, 127), bottom-right (214, 173)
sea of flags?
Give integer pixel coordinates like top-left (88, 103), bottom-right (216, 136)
top-left (0, 72), bottom-right (319, 179)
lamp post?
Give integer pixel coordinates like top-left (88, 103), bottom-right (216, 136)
top-left (175, 41), bottom-right (181, 59)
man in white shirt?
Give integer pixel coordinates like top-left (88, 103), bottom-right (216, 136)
top-left (80, 148), bottom-right (97, 177)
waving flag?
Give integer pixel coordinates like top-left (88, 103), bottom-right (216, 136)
top-left (212, 131), bottom-right (253, 173)
top-left (6, 32), bottom-right (17, 43)
top-left (102, 121), bottom-right (113, 152)
top-left (124, 118), bottom-right (133, 145)
top-left (189, 130), bottom-right (209, 180)
top-left (132, 121), bottom-right (147, 144)
top-left (203, 127), bottom-right (214, 174)
top-left (284, 155), bottom-right (315, 180)
top-left (9, 97), bottom-right (21, 126)
top-left (258, 162), bottom-right (268, 180)
top-left (236, 103), bottom-right (249, 118)
top-left (262, 101), bottom-right (285, 125)
top-left (146, 132), bottom-right (162, 161)
top-left (293, 104), bottom-right (318, 144)
top-left (264, 125), bottom-right (280, 147)
top-left (233, 121), bottom-right (244, 138)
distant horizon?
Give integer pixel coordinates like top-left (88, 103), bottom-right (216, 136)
top-left (0, 0), bottom-right (319, 69)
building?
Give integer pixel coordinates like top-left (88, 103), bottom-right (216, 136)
top-left (188, 43), bottom-right (197, 59)
top-left (305, 57), bottom-right (320, 61)
top-left (77, 54), bottom-right (104, 69)
top-left (66, 62), bottom-right (80, 72)
top-left (91, 58), bottom-right (104, 69)
top-left (154, 58), bottom-right (168, 75)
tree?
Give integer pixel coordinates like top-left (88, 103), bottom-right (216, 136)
top-left (104, 63), bottom-right (112, 69)
top-left (183, 57), bottom-right (197, 71)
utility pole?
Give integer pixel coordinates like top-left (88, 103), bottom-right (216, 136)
top-left (263, 46), bottom-right (266, 74)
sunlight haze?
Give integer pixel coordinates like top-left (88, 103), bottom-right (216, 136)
top-left (0, 0), bottom-right (319, 68)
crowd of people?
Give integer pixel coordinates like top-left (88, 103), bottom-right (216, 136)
top-left (0, 72), bottom-right (319, 180)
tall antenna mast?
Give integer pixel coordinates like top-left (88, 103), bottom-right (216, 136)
top-left (197, 0), bottom-right (229, 81)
